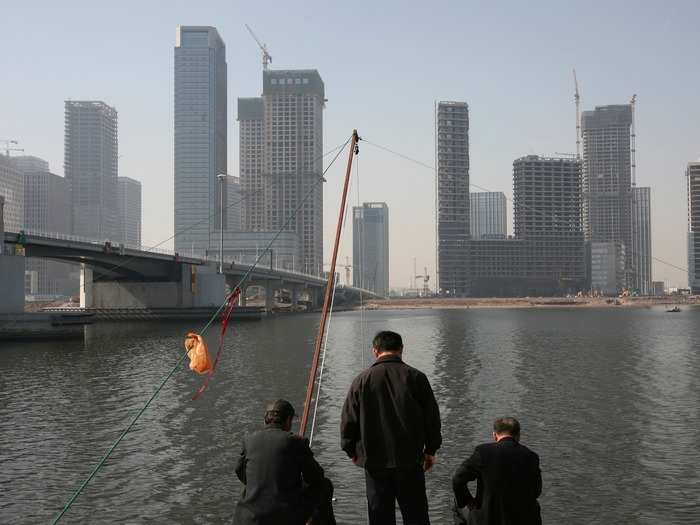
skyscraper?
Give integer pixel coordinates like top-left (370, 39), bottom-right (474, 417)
top-left (353, 202), bottom-right (389, 296)
top-left (581, 104), bottom-right (633, 290)
top-left (262, 70), bottom-right (325, 275)
top-left (631, 186), bottom-right (652, 295)
top-left (688, 162), bottom-right (700, 294)
top-left (436, 101), bottom-right (470, 296)
top-left (174, 26), bottom-right (227, 256)
top-left (470, 192), bottom-right (507, 239)
top-left (117, 177), bottom-right (142, 247)
top-left (0, 155), bottom-right (24, 232)
top-left (238, 97), bottom-right (264, 231)
top-left (64, 100), bottom-right (118, 240)
top-left (20, 159), bottom-right (75, 296)
top-left (226, 175), bottom-right (241, 231)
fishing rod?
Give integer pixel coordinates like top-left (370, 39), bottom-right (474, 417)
top-left (299, 130), bottom-right (360, 438)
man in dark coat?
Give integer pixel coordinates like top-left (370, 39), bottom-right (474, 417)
top-left (340, 331), bottom-right (442, 525)
top-left (234, 399), bottom-right (336, 525)
top-left (452, 417), bottom-right (541, 525)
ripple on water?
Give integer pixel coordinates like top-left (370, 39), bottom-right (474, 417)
top-left (1, 308), bottom-right (700, 524)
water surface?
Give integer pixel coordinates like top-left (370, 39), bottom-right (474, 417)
top-left (1, 307), bottom-right (699, 523)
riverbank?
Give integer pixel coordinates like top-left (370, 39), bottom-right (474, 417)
top-left (363, 296), bottom-right (700, 310)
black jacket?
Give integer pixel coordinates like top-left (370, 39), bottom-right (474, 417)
top-left (452, 437), bottom-right (542, 525)
top-left (234, 426), bottom-right (326, 525)
top-left (340, 354), bottom-right (442, 469)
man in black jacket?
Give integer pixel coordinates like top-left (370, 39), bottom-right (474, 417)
top-left (340, 331), bottom-right (442, 525)
top-left (234, 399), bottom-right (336, 525)
top-left (452, 417), bottom-right (541, 525)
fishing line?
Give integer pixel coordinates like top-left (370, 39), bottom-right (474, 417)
top-left (50, 136), bottom-right (352, 524)
top-left (84, 141), bottom-right (349, 285)
top-left (308, 272), bottom-right (339, 447)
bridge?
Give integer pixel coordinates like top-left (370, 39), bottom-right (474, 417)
top-left (1, 229), bottom-right (378, 314)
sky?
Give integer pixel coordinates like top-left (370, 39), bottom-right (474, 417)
top-left (2, 0), bottom-right (699, 288)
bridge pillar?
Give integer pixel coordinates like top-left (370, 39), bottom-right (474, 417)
top-left (0, 254), bottom-right (25, 314)
top-left (265, 282), bottom-right (275, 311)
top-left (82, 264), bottom-right (225, 309)
top-left (291, 285), bottom-right (300, 307)
top-left (80, 264), bottom-right (93, 308)
top-left (239, 285), bottom-right (248, 307)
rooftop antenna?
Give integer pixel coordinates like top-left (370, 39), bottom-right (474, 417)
top-left (630, 94), bottom-right (637, 187)
top-left (573, 69), bottom-right (581, 160)
top-left (245, 24), bottom-right (272, 71)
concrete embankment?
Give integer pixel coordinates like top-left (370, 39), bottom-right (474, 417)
top-left (363, 296), bottom-right (700, 310)
top-left (0, 312), bottom-right (94, 340)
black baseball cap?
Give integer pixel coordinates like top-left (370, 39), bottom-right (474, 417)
top-left (265, 399), bottom-right (295, 420)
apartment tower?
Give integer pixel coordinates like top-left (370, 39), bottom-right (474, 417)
top-left (64, 100), bottom-right (118, 240)
top-left (581, 104), bottom-right (633, 291)
top-left (631, 186), bottom-right (652, 295)
top-left (353, 202), bottom-right (390, 296)
top-left (688, 162), bottom-right (700, 294)
top-left (436, 101), bottom-right (470, 295)
top-left (117, 177), bottom-right (142, 247)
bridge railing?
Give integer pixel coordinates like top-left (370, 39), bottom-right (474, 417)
top-left (12, 228), bottom-right (176, 256)
top-left (7, 229), bottom-right (378, 290)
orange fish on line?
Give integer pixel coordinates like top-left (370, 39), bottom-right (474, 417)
top-left (184, 332), bottom-right (213, 375)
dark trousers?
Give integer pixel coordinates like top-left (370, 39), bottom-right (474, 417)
top-left (364, 466), bottom-right (430, 525)
top-left (304, 477), bottom-right (336, 525)
top-left (233, 478), bottom-right (336, 525)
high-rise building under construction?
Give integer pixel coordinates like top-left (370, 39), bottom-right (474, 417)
top-left (238, 69), bottom-right (325, 275)
top-left (631, 186), bottom-right (652, 295)
top-left (581, 104), bottom-right (633, 292)
top-left (436, 101), bottom-right (470, 296)
top-left (688, 162), bottom-right (700, 294)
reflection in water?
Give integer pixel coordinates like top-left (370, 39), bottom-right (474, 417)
top-left (1, 307), bottom-right (700, 523)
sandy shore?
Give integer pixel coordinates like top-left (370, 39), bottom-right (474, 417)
top-left (362, 296), bottom-right (699, 310)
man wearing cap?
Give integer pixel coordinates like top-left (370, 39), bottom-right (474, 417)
top-left (340, 330), bottom-right (442, 525)
top-left (234, 399), bottom-right (336, 525)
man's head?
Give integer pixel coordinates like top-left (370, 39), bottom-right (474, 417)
top-left (264, 399), bottom-right (295, 431)
top-left (372, 331), bottom-right (404, 359)
top-left (493, 417), bottom-right (521, 442)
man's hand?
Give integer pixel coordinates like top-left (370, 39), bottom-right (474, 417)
top-left (423, 453), bottom-right (437, 472)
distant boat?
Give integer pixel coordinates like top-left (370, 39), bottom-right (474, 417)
top-left (666, 306), bottom-right (681, 313)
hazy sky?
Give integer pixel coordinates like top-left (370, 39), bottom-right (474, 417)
top-left (2, 1), bottom-right (699, 287)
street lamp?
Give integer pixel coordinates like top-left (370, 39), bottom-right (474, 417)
top-left (217, 173), bottom-right (226, 274)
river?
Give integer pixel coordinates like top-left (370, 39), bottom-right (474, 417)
top-left (1, 306), bottom-right (699, 524)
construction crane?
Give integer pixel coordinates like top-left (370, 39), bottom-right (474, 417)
top-left (342, 256), bottom-right (352, 287)
top-left (245, 24), bottom-right (272, 71)
top-left (2, 139), bottom-right (23, 157)
top-left (414, 266), bottom-right (430, 297)
top-left (573, 69), bottom-right (581, 159)
top-left (630, 94), bottom-right (637, 187)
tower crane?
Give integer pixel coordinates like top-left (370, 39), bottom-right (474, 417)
top-left (2, 139), bottom-right (24, 157)
top-left (414, 267), bottom-right (431, 297)
top-left (573, 69), bottom-right (581, 159)
top-left (245, 24), bottom-right (272, 71)
top-left (342, 256), bottom-right (352, 286)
